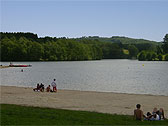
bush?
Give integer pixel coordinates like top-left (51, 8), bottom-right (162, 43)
top-left (146, 52), bottom-right (152, 61)
top-left (165, 54), bottom-right (168, 61)
top-left (158, 54), bottom-right (162, 61)
top-left (138, 51), bottom-right (146, 61)
top-left (151, 53), bottom-right (157, 60)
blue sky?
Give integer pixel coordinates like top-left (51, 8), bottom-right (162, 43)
top-left (1, 0), bottom-right (168, 42)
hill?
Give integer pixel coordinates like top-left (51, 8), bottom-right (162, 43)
top-left (76, 36), bottom-right (161, 45)
top-left (0, 32), bottom-right (164, 61)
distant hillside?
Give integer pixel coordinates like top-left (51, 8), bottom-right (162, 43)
top-left (76, 36), bottom-right (161, 45)
top-left (1, 32), bottom-right (161, 45)
top-left (1, 32), bottom-right (166, 61)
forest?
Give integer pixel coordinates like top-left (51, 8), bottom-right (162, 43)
top-left (0, 32), bottom-right (168, 61)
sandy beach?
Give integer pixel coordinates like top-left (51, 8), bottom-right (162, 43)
top-left (0, 66), bottom-right (9, 69)
top-left (0, 85), bottom-right (168, 117)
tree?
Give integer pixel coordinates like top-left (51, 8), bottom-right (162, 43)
top-left (138, 51), bottom-right (146, 61)
top-left (162, 34), bottom-right (168, 53)
top-left (1, 37), bottom-right (16, 61)
top-left (165, 54), bottom-right (168, 61)
top-left (27, 42), bottom-right (44, 61)
top-left (156, 46), bottom-right (163, 55)
top-left (158, 54), bottom-right (162, 61)
top-left (2, 32), bottom-right (159, 61)
top-left (146, 52), bottom-right (152, 61)
top-left (151, 53), bottom-right (157, 60)
top-left (128, 45), bottom-right (139, 58)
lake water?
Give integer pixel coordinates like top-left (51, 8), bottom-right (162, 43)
top-left (0, 60), bottom-right (168, 96)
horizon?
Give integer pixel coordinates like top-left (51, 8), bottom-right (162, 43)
top-left (1, 0), bottom-right (168, 42)
top-left (1, 31), bottom-right (163, 42)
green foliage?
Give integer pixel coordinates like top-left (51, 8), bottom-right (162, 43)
top-left (0, 32), bottom-right (127, 61)
top-left (146, 53), bottom-right (152, 61)
top-left (128, 45), bottom-right (139, 58)
top-left (0, 33), bottom-right (104, 61)
top-left (162, 34), bottom-right (168, 53)
top-left (132, 43), bottom-right (157, 52)
top-left (138, 51), bottom-right (158, 61)
top-left (158, 54), bottom-right (163, 61)
top-left (79, 36), bottom-right (160, 44)
top-left (78, 36), bottom-right (160, 55)
top-left (1, 104), bottom-right (168, 125)
top-left (151, 53), bottom-right (157, 60)
top-left (157, 46), bottom-right (163, 54)
top-left (165, 54), bottom-right (168, 61)
top-left (0, 32), bottom-right (163, 61)
top-left (138, 51), bottom-right (146, 61)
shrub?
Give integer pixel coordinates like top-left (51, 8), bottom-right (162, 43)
top-left (165, 54), bottom-right (168, 61)
top-left (146, 52), bottom-right (152, 61)
top-left (158, 54), bottom-right (162, 61)
top-left (138, 51), bottom-right (146, 61)
top-left (151, 53), bottom-right (157, 60)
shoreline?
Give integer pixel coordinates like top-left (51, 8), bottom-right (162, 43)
top-left (1, 85), bottom-right (168, 97)
top-left (1, 85), bottom-right (168, 117)
top-left (0, 66), bottom-right (9, 69)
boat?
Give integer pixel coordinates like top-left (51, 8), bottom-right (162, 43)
top-left (9, 64), bottom-right (32, 67)
top-left (9, 63), bottom-right (32, 67)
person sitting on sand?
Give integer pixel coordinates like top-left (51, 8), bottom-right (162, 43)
top-left (46, 85), bottom-right (50, 92)
top-left (46, 85), bottom-right (53, 92)
top-left (39, 83), bottom-right (44, 92)
top-left (33, 83), bottom-right (40, 91)
top-left (134, 104), bottom-right (145, 121)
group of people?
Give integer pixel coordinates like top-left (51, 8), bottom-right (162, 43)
top-left (33, 81), bottom-right (167, 120)
top-left (134, 104), bottom-right (165, 121)
top-left (33, 83), bottom-right (44, 92)
top-left (33, 79), bottom-right (57, 92)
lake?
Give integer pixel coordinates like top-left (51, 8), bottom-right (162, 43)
top-left (0, 60), bottom-right (168, 96)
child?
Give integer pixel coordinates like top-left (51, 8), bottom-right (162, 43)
top-left (46, 85), bottom-right (53, 92)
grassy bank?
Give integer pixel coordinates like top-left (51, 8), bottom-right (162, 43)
top-left (1, 104), bottom-right (168, 125)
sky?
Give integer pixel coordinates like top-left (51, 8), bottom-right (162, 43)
top-left (1, 0), bottom-right (168, 42)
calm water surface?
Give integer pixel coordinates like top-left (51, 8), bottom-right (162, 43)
top-left (0, 60), bottom-right (168, 96)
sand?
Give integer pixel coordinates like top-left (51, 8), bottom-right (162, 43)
top-left (0, 85), bottom-right (168, 117)
top-left (0, 66), bottom-right (9, 69)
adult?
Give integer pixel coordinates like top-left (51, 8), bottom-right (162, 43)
top-left (159, 108), bottom-right (165, 120)
top-left (134, 104), bottom-right (145, 121)
top-left (145, 111), bottom-right (159, 121)
top-left (39, 83), bottom-right (44, 92)
top-left (152, 107), bottom-right (166, 120)
top-left (33, 83), bottom-right (40, 91)
top-left (144, 112), bottom-right (153, 120)
top-left (152, 112), bottom-right (160, 120)
top-left (51, 79), bottom-right (57, 92)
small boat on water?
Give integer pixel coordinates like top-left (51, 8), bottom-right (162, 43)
top-left (9, 64), bottom-right (32, 67)
top-left (9, 63), bottom-right (32, 67)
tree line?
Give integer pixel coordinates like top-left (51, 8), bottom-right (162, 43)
top-left (137, 34), bottom-right (168, 61)
top-left (0, 32), bottom-right (167, 61)
top-left (0, 32), bottom-right (121, 61)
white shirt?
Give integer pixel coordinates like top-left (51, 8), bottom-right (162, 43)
top-left (155, 114), bottom-right (160, 120)
top-left (152, 114), bottom-right (160, 121)
top-left (51, 81), bottom-right (57, 87)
